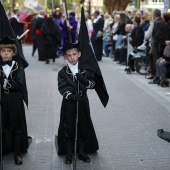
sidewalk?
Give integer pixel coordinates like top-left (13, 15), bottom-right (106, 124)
top-left (3, 45), bottom-right (170, 170)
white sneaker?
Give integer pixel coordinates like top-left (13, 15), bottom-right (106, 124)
top-left (166, 92), bottom-right (170, 96)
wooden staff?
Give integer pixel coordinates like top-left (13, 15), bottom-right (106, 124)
top-left (62, 0), bottom-right (72, 43)
top-left (0, 80), bottom-right (3, 170)
top-left (0, 1), bottom-right (4, 168)
top-left (73, 69), bottom-right (80, 170)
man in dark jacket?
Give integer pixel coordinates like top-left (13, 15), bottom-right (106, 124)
top-left (149, 9), bottom-right (167, 84)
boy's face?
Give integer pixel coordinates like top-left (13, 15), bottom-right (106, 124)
top-left (64, 48), bottom-right (81, 65)
top-left (0, 48), bottom-right (15, 61)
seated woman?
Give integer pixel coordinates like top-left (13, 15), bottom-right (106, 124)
top-left (126, 16), bottom-right (144, 72)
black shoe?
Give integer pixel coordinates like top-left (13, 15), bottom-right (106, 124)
top-left (46, 60), bottom-right (49, 64)
top-left (65, 154), bottom-right (72, 164)
top-left (53, 58), bottom-right (55, 62)
top-left (147, 76), bottom-right (154, 79)
top-left (124, 67), bottom-right (128, 71)
top-left (148, 77), bottom-right (160, 84)
top-left (78, 154), bottom-right (91, 163)
top-left (160, 80), bottom-right (169, 87)
top-left (14, 155), bottom-right (23, 165)
top-left (131, 67), bottom-right (135, 72)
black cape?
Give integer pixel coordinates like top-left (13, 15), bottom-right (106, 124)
top-left (41, 18), bottom-right (61, 59)
top-left (79, 7), bottom-right (109, 108)
top-left (56, 65), bottom-right (99, 155)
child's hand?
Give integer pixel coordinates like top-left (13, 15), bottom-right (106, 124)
top-left (76, 73), bottom-right (89, 86)
top-left (67, 94), bottom-right (82, 101)
top-left (3, 79), bottom-right (8, 89)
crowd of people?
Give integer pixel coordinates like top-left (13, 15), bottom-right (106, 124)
top-left (100, 9), bottom-right (170, 91)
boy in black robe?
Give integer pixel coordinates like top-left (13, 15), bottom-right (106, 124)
top-left (0, 36), bottom-right (29, 165)
top-left (57, 41), bottom-right (99, 164)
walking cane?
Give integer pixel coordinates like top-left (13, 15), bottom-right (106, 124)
top-left (0, 66), bottom-right (3, 170)
top-left (62, 0), bottom-right (72, 43)
top-left (73, 70), bottom-right (80, 170)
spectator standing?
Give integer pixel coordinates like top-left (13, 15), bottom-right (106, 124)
top-left (91, 10), bottom-right (104, 61)
top-left (141, 15), bottom-right (150, 31)
top-left (149, 9), bottom-right (167, 84)
top-left (113, 13), bottom-right (127, 49)
top-left (85, 14), bottom-right (93, 38)
top-left (111, 14), bottom-right (120, 57)
top-left (103, 13), bottom-right (113, 56)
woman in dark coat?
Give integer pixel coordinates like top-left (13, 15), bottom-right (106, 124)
top-left (127, 16), bottom-right (144, 71)
top-left (91, 10), bottom-right (104, 61)
top-left (41, 17), bottom-right (61, 64)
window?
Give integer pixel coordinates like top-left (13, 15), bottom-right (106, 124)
top-left (152, 0), bottom-right (164, 2)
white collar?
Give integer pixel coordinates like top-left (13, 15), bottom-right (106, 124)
top-left (2, 60), bottom-right (15, 78)
top-left (93, 15), bottom-right (101, 23)
top-left (12, 15), bottom-right (20, 22)
top-left (68, 62), bottom-right (78, 75)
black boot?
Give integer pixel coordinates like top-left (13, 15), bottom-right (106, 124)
top-left (65, 141), bottom-right (72, 164)
top-left (46, 59), bottom-right (49, 64)
top-left (78, 140), bottom-right (91, 163)
top-left (14, 155), bottom-right (22, 165)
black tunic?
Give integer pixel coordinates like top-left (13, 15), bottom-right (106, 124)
top-left (41, 18), bottom-right (61, 60)
top-left (1, 61), bottom-right (29, 154)
top-left (57, 65), bottom-right (99, 155)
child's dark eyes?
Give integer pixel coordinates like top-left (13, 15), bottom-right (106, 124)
top-left (1, 49), bottom-right (12, 53)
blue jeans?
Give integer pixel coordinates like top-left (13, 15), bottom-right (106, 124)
top-left (115, 35), bottom-right (123, 49)
top-left (103, 37), bottom-right (108, 51)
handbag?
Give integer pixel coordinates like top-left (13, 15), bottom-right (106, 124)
top-left (163, 44), bottom-right (170, 58)
top-left (113, 34), bottom-right (118, 41)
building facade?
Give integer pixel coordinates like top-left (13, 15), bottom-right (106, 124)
top-left (141, 0), bottom-right (164, 11)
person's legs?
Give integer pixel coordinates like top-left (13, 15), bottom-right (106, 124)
top-left (128, 54), bottom-right (135, 71)
top-left (156, 58), bottom-right (161, 78)
top-left (159, 60), bottom-right (169, 87)
top-left (13, 132), bottom-right (22, 165)
top-left (103, 37), bottom-right (108, 54)
top-left (115, 35), bottom-right (123, 49)
top-left (119, 47), bottom-right (127, 64)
